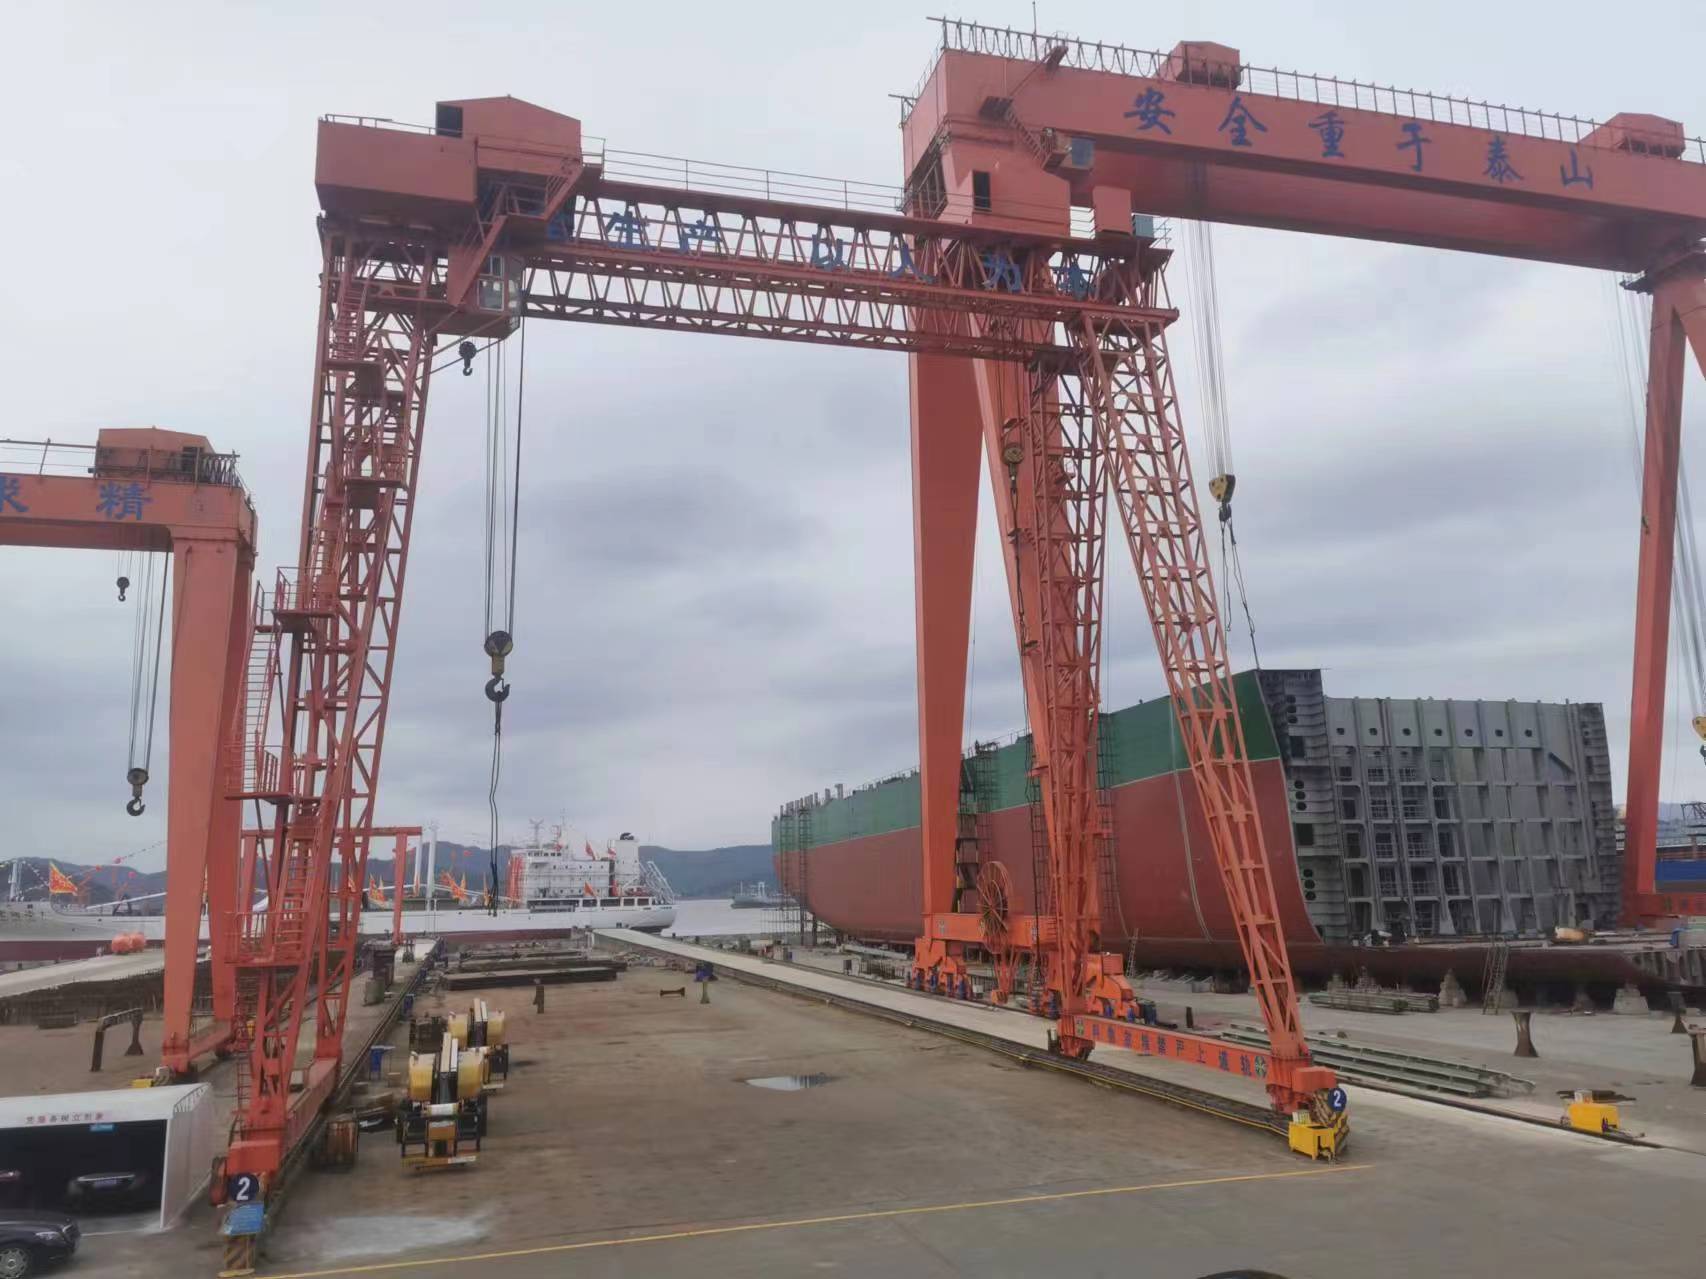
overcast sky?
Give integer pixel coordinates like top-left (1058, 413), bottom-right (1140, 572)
top-left (4, 0), bottom-right (1705, 870)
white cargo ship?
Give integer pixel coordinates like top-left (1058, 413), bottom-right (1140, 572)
top-left (0, 832), bottom-right (674, 963)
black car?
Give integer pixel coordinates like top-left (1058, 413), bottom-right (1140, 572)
top-left (64, 1172), bottom-right (150, 1214)
top-left (0, 1210), bottom-right (78, 1278)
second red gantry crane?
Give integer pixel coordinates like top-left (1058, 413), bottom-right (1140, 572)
top-left (213, 19), bottom-right (1706, 1187)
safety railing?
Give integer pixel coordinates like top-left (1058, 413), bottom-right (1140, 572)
top-left (225, 742), bottom-right (281, 797)
top-left (602, 148), bottom-right (906, 216)
top-left (272, 561), bottom-right (336, 617)
top-left (322, 113), bottom-right (608, 163)
top-left (915, 17), bottom-right (1706, 163)
top-left (318, 115), bottom-right (1167, 243)
top-left (227, 910), bottom-right (309, 964)
top-left (0, 437), bottom-right (248, 489)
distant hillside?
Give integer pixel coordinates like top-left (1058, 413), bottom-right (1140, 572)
top-left (641, 845), bottom-right (774, 898)
top-left (2, 839), bottom-right (775, 905)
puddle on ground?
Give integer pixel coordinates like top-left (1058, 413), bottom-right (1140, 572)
top-left (298, 1214), bottom-right (489, 1262)
top-left (743, 1073), bottom-right (832, 1091)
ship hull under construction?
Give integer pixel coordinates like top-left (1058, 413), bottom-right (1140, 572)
top-left (778, 670), bottom-right (1705, 995)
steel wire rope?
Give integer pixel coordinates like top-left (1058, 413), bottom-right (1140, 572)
top-left (123, 552), bottom-right (169, 814)
top-left (481, 320), bottom-right (529, 909)
top-left (1178, 190), bottom-right (1262, 670)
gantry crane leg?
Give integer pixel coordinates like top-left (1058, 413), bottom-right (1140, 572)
top-left (909, 350), bottom-right (992, 994)
top-left (226, 227), bottom-right (438, 1176)
top-left (1624, 254), bottom-right (1706, 923)
top-left (159, 532), bottom-right (252, 1071)
top-left (911, 273), bottom-right (1138, 1048)
top-left (1072, 296), bottom-right (1334, 1131)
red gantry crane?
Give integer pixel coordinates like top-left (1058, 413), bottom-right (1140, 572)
top-left (0, 430), bottom-right (256, 1072)
top-left (218, 20), bottom-right (1706, 1183)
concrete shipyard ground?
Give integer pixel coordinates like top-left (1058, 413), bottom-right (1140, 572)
top-left (14, 933), bottom-right (1702, 1279)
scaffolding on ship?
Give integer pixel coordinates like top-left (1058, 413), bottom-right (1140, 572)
top-left (771, 795), bottom-right (819, 947)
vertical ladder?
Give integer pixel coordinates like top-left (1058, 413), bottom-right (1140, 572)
top-left (796, 800), bottom-right (813, 947)
top-left (1481, 940), bottom-right (1511, 1013)
top-left (228, 968), bottom-right (261, 1122)
top-left (952, 742), bottom-right (999, 913)
top-left (1095, 712), bottom-right (1121, 947)
top-left (1024, 737), bottom-right (1050, 1008)
top-left (1025, 736), bottom-right (1051, 916)
top-left (768, 806), bottom-right (792, 940)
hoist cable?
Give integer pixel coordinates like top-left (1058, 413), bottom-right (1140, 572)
top-left (481, 320), bottom-right (529, 908)
top-left (1179, 199), bottom-right (1260, 669)
top-left (487, 707), bottom-right (504, 912)
top-left (482, 342), bottom-right (493, 629)
top-left (1220, 519), bottom-right (1264, 671)
top-left (145, 557), bottom-right (167, 767)
top-left (125, 554), bottom-right (168, 769)
top-left (123, 553), bottom-right (168, 813)
top-left (507, 318), bottom-right (527, 634)
top-left (124, 553), bottom-right (152, 765)
top-left (1187, 220), bottom-right (1234, 482)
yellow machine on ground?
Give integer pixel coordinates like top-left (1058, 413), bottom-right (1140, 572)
top-left (1559, 1088), bottom-right (1633, 1135)
top-left (398, 1001), bottom-right (509, 1170)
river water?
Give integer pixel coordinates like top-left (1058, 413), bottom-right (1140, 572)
top-left (663, 897), bottom-right (777, 937)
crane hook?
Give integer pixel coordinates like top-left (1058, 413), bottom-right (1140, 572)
top-left (458, 340), bottom-right (478, 377)
top-left (1208, 473), bottom-right (1236, 525)
top-left (116, 575), bottom-right (130, 602)
top-left (484, 630), bottom-right (514, 704)
top-left (125, 766), bottom-right (149, 818)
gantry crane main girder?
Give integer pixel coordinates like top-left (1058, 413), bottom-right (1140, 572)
top-left (223, 21), bottom-right (1706, 1172)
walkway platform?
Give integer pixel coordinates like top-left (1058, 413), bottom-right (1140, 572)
top-left (0, 949), bottom-right (164, 999)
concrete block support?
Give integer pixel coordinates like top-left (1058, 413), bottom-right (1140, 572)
top-left (1613, 983), bottom-right (1650, 1015)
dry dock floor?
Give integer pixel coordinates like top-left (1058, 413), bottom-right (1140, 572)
top-left (136, 936), bottom-right (1706, 1279)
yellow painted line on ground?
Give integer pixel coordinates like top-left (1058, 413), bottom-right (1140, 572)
top-left (262, 1162), bottom-right (1370, 1278)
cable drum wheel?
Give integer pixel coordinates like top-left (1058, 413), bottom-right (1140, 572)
top-left (976, 861), bottom-right (1019, 1005)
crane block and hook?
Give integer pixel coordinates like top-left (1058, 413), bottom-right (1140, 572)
top-left (484, 630), bottom-right (514, 705)
top-left (1208, 472), bottom-right (1236, 525)
top-left (125, 766), bottom-right (148, 817)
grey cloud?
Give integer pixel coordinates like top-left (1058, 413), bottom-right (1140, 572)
top-left (6, 1), bottom-right (1706, 868)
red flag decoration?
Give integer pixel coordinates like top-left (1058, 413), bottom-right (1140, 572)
top-left (47, 864), bottom-right (78, 896)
